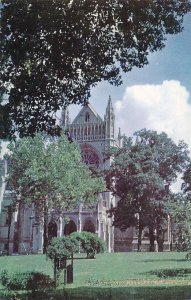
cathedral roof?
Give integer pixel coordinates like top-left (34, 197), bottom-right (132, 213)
top-left (71, 103), bottom-right (103, 124)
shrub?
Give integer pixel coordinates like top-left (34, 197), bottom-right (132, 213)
top-left (47, 236), bottom-right (79, 285)
top-left (0, 269), bottom-right (8, 286)
top-left (47, 236), bottom-right (78, 261)
top-left (186, 252), bottom-right (191, 260)
top-left (174, 237), bottom-right (191, 252)
top-left (70, 231), bottom-right (106, 258)
top-left (0, 270), bottom-right (54, 290)
top-left (150, 268), bottom-right (191, 278)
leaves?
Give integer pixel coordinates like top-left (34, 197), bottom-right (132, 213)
top-left (47, 236), bottom-right (78, 260)
top-left (166, 193), bottom-right (191, 251)
top-left (182, 163), bottom-right (191, 194)
top-left (6, 132), bottom-right (105, 220)
top-left (0, 0), bottom-right (190, 137)
top-left (70, 231), bottom-right (106, 258)
top-left (106, 129), bottom-right (190, 234)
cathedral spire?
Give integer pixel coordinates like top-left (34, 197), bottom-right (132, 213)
top-left (105, 96), bottom-right (115, 140)
top-left (118, 127), bottom-right (121, 139)
top-left (105, 95), bottom-right (114, 117)
top-left (107, 95), bottom-right (112, 110)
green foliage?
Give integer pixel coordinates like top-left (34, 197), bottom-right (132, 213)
top-left (0, 103), bottom-right (11, 140)
top-left (185, 252), bottom-right (191, 260)
top-left (0, 1), bottom-right (190, 137)
top-left (183, 164), bottom-right (191, 195)
top-left (47, 236), bottom-right (78, 285)
top-left (47, 236), bottom-right (78, 261)
top-left (0, 92), bottom-right (11, 140)
top-left (106, 129), bottom-right (190, 250)
top-left (70, 231), bottom-right (106, 258)
top-left (0, 270), bottom-right (54, 290)
top-left (166, 194), bottom-right (191, 251)
top-left (6, 132), bottom-right (105, 212)
top-left (0, 269), bottom-right (8, 286)
top-left (6, 132), bottom-right (105, 251)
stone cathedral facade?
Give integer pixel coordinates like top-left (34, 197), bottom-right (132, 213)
top-left (0, 98), bottom-right (172, 254)
top-left (60, 97), bottom-right (117, 253)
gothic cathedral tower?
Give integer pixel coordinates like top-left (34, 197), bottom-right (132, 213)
top-left (60, 97), bottom-right (116, 252)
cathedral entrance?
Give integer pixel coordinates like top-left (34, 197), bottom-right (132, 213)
top-left (48, 221), bottom-right (57, 242)
top-left (83, 220), bottom-right (95, 233)
top-left (64, 220), bottom-right (77, 235)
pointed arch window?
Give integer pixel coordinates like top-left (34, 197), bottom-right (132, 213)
top-left (85, 112), bottom-right (90, 122)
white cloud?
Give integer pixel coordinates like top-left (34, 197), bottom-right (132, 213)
top-left (115, 80), bottom-right (191, 192)
top-left (115, 80), bottom-right (191, 152)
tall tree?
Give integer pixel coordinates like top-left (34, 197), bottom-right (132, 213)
top-left (6, 133), bottom-right (105, 252)
top-left (0, 0), bottom-right (190, 137)
top-left (106, 129), bottom-right (190, 251)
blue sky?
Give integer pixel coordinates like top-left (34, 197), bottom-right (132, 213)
top-left (90, 13), bottom-right (191, 110)
top-left (69, 12), bottom-right (191, 158)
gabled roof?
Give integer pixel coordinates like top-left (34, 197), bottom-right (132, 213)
top-left (72, 103), bottom-right (103, 124)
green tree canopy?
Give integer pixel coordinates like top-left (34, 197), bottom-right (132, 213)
top-left (47, 236), bottom-right (78, 261)
top-left (6, 132), bottom-right (105, 251)
top-left (70, 231), bottom-right (106, 258)
top-left (106, 129), bottom-right (190, 251)
top-left (182, 163), bottom-right (191, 195)
top-left (46, 236), bottom-right (78, 285)
top-left (0, 0), bottom-right (190, 137)
top-left (165, 193), bottom-right (191, 251)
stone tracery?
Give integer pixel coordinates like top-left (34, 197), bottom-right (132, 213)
top-left (80, 144), bottom-right (100, 167)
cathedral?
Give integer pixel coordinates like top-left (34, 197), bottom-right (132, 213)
top-left (0, 97), bottom-right (172, 254)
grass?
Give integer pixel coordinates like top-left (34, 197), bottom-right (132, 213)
top-left (73, 252), bottom-right (191, 284)
top-left (1, 252), bottom-right (191, 299)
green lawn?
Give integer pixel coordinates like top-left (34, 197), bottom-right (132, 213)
top-left (1, 252), bottom-right (191, 299)
top-left (73, 252), bottom-right (191, 285)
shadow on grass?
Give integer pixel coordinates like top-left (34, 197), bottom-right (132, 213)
top-left (137, 258), bottom-right (187, 262)
top-left (147, 267), bottom-right (191, 278)
top-left (1, 286), bottom-right (191, 300)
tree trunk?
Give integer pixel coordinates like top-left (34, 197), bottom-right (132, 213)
top-left (7, 216), bottom-right (11, 255)
top-left (137, 226), bottom-right (143, 252)
top-left (149, 226), bottom-right (155, 252)
top-left (43, 204), bottom-right (49, 254)
top-left (156, 229), bottom-right (164, 252)
top-left (7, 205), bottom-right (14, 255)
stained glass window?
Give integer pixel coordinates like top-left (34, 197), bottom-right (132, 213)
top-left (81, 144), bottom-right (100, 167)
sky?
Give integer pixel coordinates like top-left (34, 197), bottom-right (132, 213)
top-left (69, 13), bottom-right (191, 155)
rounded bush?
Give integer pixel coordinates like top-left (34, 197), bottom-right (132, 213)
top-left (0, 270), bottom-right (54, 290)
top-left (70, 231), bottom-right (106, 258)
top-left (47, 236), bottom-right (78, 261)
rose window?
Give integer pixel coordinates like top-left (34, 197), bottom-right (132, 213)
top-left (81, 145), bottom-right (100, 167)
